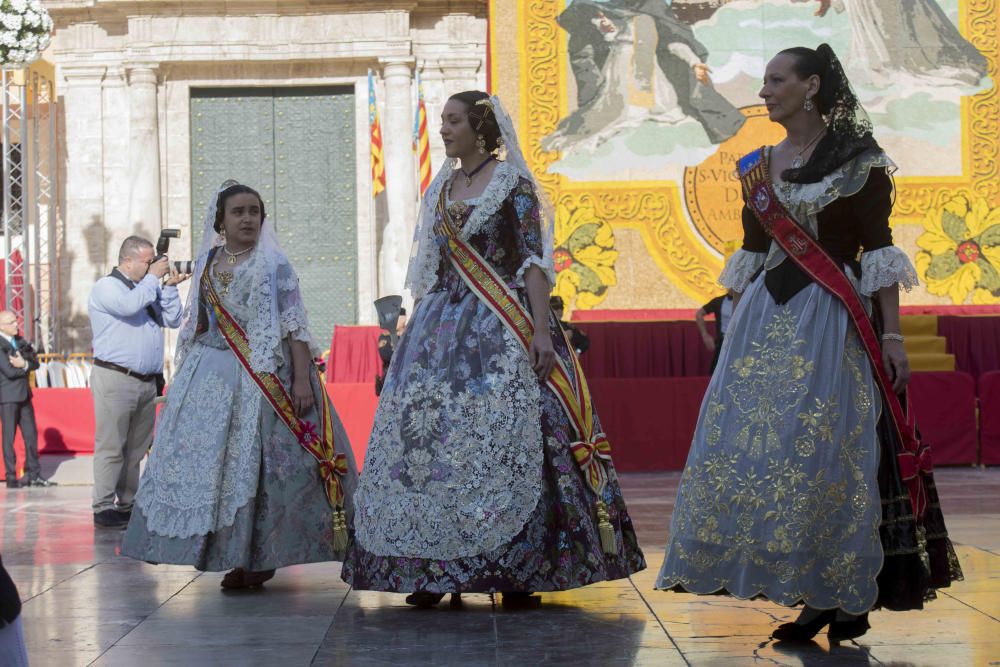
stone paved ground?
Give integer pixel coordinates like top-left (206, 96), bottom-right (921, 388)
top-left (2, 468), bottom-right (998, 666)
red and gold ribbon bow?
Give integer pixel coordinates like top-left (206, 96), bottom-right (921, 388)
top-left (571, 434), bottom-right (612, 493)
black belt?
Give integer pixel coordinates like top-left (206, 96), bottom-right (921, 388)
top-left (93, 358), bottom-right (158, 383)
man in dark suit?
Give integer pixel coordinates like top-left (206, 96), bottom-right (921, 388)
top-left (0, 310), bottom-right (51, 488)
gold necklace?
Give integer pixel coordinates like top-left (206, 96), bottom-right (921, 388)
top-left (214, 265), bottom-right (235, 296)
top-left (789, 126), bottom-right (827, 169)
top-left (223, 245), bottom-right (253, 265)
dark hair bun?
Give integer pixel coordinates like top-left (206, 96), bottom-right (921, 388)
top-left (214, 184), bottom-right (266, 233)
top-left (448, 90), bottom-right (501, 153)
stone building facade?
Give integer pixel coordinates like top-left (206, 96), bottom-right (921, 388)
top-left (45, 0), bottom-right (487, 352)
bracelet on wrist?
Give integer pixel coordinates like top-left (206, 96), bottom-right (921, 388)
top-left (881, 333), bottom-right (904, 343)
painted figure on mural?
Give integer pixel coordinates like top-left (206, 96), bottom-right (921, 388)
top-left (813, 0), bottom-right (988, 86)
top-left (342, 91), bottom-right (645, 607)
top-left (543, 0), bottom-right (745, 154)
top-left (122, 182), bottom-right (358, 589)
top-left (657, 44), bottom-right (963, 641)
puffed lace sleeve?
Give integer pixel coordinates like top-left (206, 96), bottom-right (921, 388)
top-left (719, 249), bottom-right (766, 292)
top-left (276, 257), bottom-right (320, 355)
top-left (859, 246), bottom-right (919, 295)
top-left (511, 178), bottom-right (555, 288)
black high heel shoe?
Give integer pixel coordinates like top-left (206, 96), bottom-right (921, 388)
top-left (405, 591), bottom-right (446, 608)
top-left (771, 609), bottom-right (837, 642)
top-left (828, 612), bottom-right (870, 642)
top-left (501, 592), bottom-right (541, 609)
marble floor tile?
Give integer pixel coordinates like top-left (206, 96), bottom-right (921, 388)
top-left (116, 615), bottom-right (335, 648)
top-left (91, 644), bottom-right (320, 667)
top-left (2, 469), bottom-right (998, 666)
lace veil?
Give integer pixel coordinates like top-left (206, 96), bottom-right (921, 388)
top-left (175, 179), bottom-right (317, 373)
top-left (783, 43), bottom-right (882, 184)
top-left (404, 94), bottom-right (556, 299)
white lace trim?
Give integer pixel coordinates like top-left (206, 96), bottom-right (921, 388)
top-left (354, 320), bottom-right (544, 559)
top-left (405, 160), bottom-right (454, 300)
top-left (719, 249), bottom-right (766, 292)
top-left (136, 350), bottom-right (263, 538)
top-left (767, 148), bottom-right (897, 272)
top-left (406, 159), bottom-right (556, 297)
top-left (514, 255), bottom-right (551, 288)
top-left (458, 161), bottom-right (521, 240)
top-left (858, 246), bottom-right (919, 295)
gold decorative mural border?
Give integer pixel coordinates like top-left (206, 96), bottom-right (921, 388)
top-left (497, 0), bottom-right (1000, 303)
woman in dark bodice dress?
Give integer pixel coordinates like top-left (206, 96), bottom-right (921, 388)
top-left (657, 44), bottom-right (962, 642)
top-left (343, 92), bottom-right (645, 608)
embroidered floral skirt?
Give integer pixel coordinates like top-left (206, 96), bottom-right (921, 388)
top-left (122, 339), bottom-right (358, 572)
top-left (656, 273), bottom-right (961, 613)
top-left (342, 288), bottom-right (646, 593)
top-left (342, 389), bottom-right (646, 593)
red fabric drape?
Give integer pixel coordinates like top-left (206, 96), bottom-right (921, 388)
top-left (908, 371), bottom-right (978, 465)
top-left (589, 376), bottom-right (709, 471)
top-left (576, 321), bottom-right (715, 379)
top-left (937, 315), bottom-right (1000, 383)
top-left (326, 383), bottom-right (378, 468)
top-left (979, 371), bottom-right (1000, 465)
top-left (326, 325), bottom-right (382, 384)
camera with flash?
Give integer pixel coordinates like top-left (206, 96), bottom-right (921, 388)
top-left (153, 229), bottom-right (193, 275)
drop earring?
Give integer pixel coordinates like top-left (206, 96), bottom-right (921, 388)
top-left (476, 134), bottom-right (487, 155)
top-left (804, 97), bottom-right (815, 112)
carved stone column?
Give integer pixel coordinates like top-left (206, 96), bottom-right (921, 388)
top-left (377, 57), bottom-right (417, 297)
top-left (126, 65), bottom-right (162, 241)
top-left (60, 65), bottom-right (107, 349)
top-left (439, 57), bottom-right (482, 98)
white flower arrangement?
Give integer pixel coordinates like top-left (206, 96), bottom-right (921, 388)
top-left (0, 0), bottom-right (52, 68)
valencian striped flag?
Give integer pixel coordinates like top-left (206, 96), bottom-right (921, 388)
top-left (413, 72), bottom-right (432, 197)
top-left (368, 70), bottom-right (386, 198)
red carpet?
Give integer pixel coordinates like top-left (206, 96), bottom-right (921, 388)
top-left (6, 315), bottom-right (996, 478)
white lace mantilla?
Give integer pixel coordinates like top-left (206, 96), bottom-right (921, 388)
top-left (354, 321), bottom-right (544, 559)
top-left (137, 263), bottom-right (265, 538)
top-left (177, 244), bottom-right (317, 375)
top-left (859, 246), bottom-right (919, 295)
top-left (407, 160), bottom-right (556, 298)
top-left (719, 249), bottom-right (766, 292)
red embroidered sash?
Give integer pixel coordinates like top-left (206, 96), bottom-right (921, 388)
top-left (434, 186), bottom-right (618, 554)
top-left (201, 258), bottom-right (349, 548)
top-left (737, 148), bottom-right (932, 519)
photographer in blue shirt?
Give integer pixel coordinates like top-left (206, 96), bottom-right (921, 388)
top-left (87, 236), bottom-right (188, 528)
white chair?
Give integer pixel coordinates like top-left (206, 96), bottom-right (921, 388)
top-left (46, 361), bottom-right (68, 388)
top-left (34, 362), bottom-right (49, 388)
top-left (65, 364), bottom-right (85, 388)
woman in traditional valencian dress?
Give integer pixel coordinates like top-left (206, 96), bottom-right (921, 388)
top-left (342, 92), bottom-right (645, 607)
top-left (657, 45), bottom-right (962, 641)
top-left (123, 182), bottom-right (358, 588)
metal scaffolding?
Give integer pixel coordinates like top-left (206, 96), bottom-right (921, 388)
top-left (2, 64), bottom-right (59, 352)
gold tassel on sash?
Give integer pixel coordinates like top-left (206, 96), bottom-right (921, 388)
top-left (596, 500), bottom-right (617, 555)
top-left (332, 508), bottom-right (349, 552)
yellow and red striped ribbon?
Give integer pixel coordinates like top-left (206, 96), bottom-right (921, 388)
top-left (434, 190), bottom-right (619, 554)
top-left (202, 264), bottom-right (349, 549)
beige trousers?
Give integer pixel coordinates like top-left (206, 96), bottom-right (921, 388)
top-left (90, 365), bottom-right (157, 513)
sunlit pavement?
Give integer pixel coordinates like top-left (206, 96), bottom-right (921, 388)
top-left (2, 468), bottom-right (998, 666)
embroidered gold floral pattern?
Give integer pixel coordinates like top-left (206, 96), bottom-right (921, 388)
top-left (660, 308), bottom-right (882, 614)
top-left (725, 311), bottom-right (815, 459)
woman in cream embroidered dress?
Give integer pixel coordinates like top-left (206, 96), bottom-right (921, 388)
top-left (342, 92), bottom-right (645, 607)
top-left (123, 183), bottom-right (358, 588)
top-left (657, 45), bottom-right (961, 641)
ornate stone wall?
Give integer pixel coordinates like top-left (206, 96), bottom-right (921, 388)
top-left (45, 0), bottom-right (487, 350)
